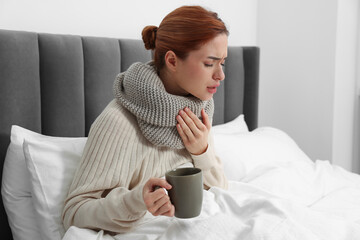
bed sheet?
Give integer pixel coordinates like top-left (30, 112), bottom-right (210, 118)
top-left (63, 157), bottom-right (360, 240)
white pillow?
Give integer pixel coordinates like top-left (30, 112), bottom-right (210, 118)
top-left (2, 126), bottom-right (44, 240)
top-left (210, 114), bottom-right (249, 181)
top-left (212, 114), bottom-right (249, 134)
top-left (1, 125), bottom-right (86, 240)
top-left (23, 133), bottom-right (87, 240)
top-left (213, 126), bottom-right (311, 181)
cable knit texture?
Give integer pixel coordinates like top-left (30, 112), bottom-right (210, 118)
top-left (113, 61), bottom-right (214, 149)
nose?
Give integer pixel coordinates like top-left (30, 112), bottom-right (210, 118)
top-left (213, 65), bottom-right (225, 81)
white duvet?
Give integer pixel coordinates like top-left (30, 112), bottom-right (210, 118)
top-left (62, 126), bottom-right (360, 240)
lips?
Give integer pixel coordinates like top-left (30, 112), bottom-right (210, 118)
top-left (207, 85), bottom-right (219, 94)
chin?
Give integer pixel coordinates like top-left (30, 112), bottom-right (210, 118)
top-left (191, 92), bottom-right (213, 101)
top-left (198, 95), bottom-right (213, 101)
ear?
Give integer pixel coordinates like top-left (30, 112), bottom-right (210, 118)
top-left (164, 50), bottom-right (177, 72)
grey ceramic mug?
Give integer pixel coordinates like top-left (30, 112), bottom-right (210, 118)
top-left (165, 167), bottom-right (203, 218)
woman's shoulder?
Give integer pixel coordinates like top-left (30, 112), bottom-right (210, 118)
top-left (89, 99), bottom-right (139, 135)
top-left (103, 99), bottom-right (135, 119)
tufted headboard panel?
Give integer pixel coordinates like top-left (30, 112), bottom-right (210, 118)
top-left (0, 29), bottom-right (259, 239)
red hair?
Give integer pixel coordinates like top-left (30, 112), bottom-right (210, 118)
top-left (142, 6), bottom-right (229, 71)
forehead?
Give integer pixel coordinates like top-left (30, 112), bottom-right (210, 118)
top-left (190, 34), bottom-right (228, 59)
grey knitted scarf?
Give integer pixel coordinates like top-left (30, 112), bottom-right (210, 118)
top-left (113, 61), bottom-right (214, 149)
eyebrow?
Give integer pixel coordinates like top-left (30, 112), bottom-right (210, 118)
top-left (207, 56), bottom-right (226, 61)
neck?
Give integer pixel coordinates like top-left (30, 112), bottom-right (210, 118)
top-left (159, 68), bottom-right (188, 96)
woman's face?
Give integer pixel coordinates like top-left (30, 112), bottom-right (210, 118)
top-left (172, 34), bottom-right (228, 101)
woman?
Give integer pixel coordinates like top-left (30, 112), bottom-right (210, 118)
top-left (62, 5), bottom-right (229, 234)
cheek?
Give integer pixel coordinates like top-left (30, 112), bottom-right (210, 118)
top-left (185, 65), bottom-right (206, 81)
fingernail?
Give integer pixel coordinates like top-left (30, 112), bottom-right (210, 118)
top-left (184, 107), bottom-right (189, 112)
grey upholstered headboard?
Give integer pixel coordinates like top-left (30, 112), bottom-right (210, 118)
top-left (0, 29), bottom-right (259, 239)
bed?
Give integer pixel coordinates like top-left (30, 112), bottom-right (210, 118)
top-left (1, 29), bottom-right (359, 240)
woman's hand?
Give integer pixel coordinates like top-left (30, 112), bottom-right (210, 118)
top-left (143, 178), bottom-right (174, 217)
top-left (176, 108), bottom-right (211, 155)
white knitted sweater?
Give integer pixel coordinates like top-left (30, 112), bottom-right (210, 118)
top-left (62, 100), bottom-right (228, 233)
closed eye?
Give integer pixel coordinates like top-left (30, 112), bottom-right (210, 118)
top-left (206, 56), bottom-right (226, 68)
top-left (204, 63), bottom-right (225, 68)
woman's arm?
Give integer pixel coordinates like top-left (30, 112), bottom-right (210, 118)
top-left (176, 108), bottom-right (228, 189)
top-left (62, 100), bottom-right (152, 233)
top-left (63, 184), bottom-right (147, 233)
top-left (63, 177), bottom-right (174, 233)
top-left (190, 131), bottom-right (228, 190)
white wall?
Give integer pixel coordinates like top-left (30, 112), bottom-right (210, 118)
top-left (257, 0), bottom-right (360, 172)
top-left (0, 0), bottom-right (258, 46)
top-left (257, 0), bottom-right (337, 162)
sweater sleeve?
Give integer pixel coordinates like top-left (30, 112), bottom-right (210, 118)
top-left (63, 183), bottom-right (148, 233)
top-left (190, 131), bottom-right (228, 190)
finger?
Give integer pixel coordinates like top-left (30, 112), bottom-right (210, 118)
top-left (145, 178), bottom-right (172, 192)
top-left (179, 110), bottom-right (201, 136)
top-left (201, 109), bottom-right (211, 130)
top-left (184, 107), bottom-right (206, 130)
top-left (153, 195), bottom-right (172, 216)
top-left (145, 186), bottom-right (171, 213)
top-left (159, 204), bottom-right (175, 217)
top-left (176, 123), bottom-right (189, 143)
top-left (177, 115), bottom-right (196, 141)
top-left (145, 189), bottom-right (166, 209)
top-left (155, 201), bottom-right (173, 216)
top-left (159, 203), bottom-right (175, 217)
top-left (150, 194), bottom-right (168, 215)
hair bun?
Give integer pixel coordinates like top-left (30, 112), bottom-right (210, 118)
top-left (142, 25), bottom-right (158, 50)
